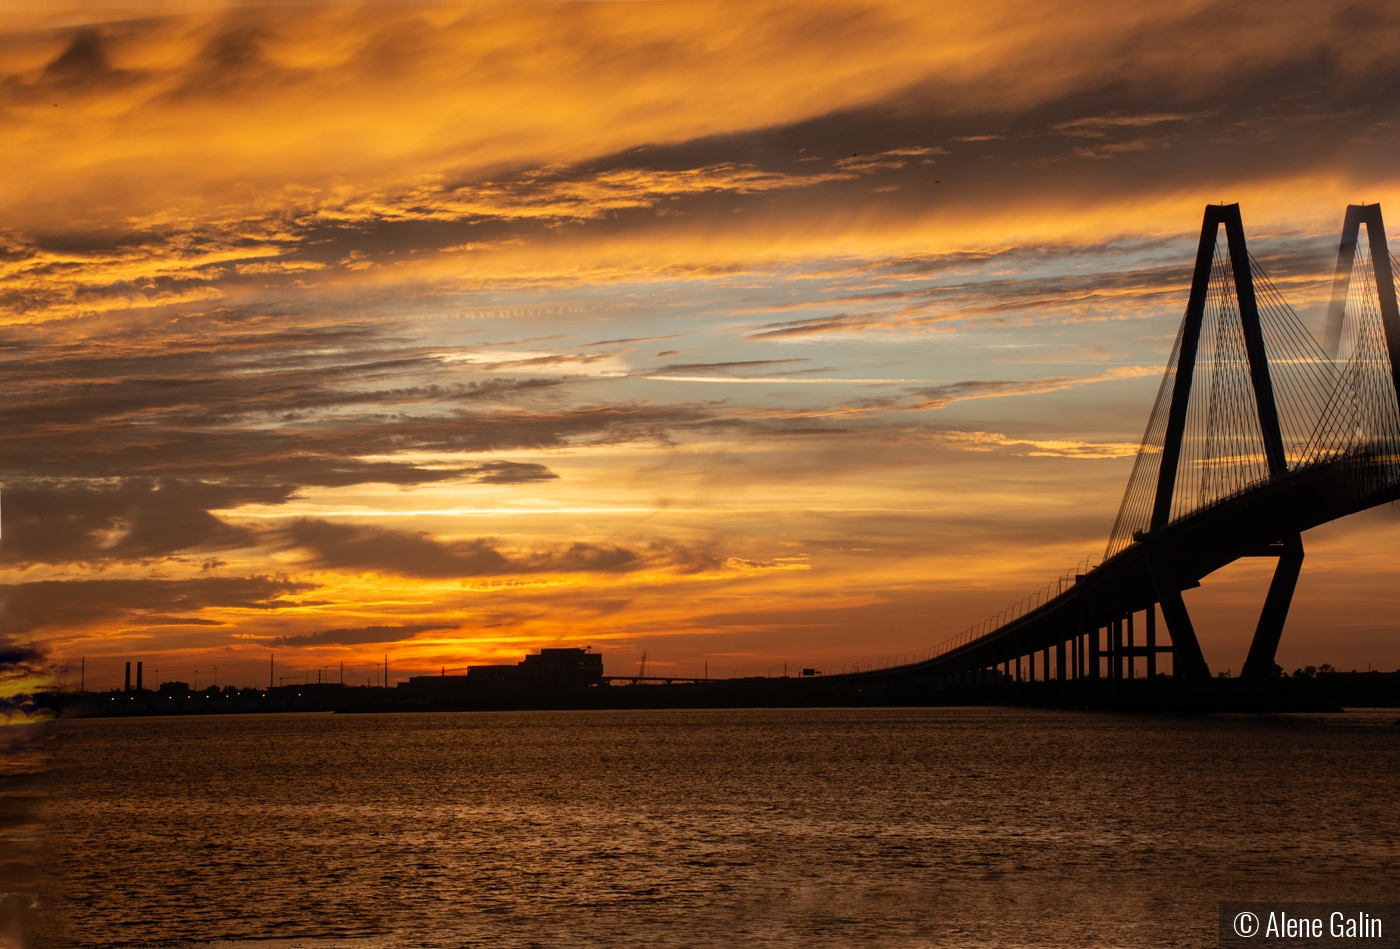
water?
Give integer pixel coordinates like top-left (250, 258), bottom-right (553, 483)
top-left (29, 707), bottom-right (1400, 947)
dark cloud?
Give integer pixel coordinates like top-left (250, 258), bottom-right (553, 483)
top-left (268, 624), bottom-right (457, 648)
top-left (0, 478), bottom-right (268, 566)
top-left (0, 642), bottom-right (46, 668)
top-left (0, 576), bottom-right (317, 635)
top-left (742, 261), bottom-right (1193, 338)
top-left (0, 635), bottom-right (49, 715)
top-left (429, 10), bottom-right (1399, 237)
top-left (0, 315), bottom-right (683, 497)
top-left (0, 296), bottom-right (1165, 580)
top-left (276, 519), bottom-right (511, 578)
top-left (0, 313), bottom-right (624, 568)
top-left (469, 461), bottom-right (557, 484)
top-left (0, 465), bottom-right (540, 568)
top-left (524, 542), bottom-right (639, 573)
top-left (243, 17), bottom-right (1400, 256)
top-left (904, 378), bottom-right (1092, 410)
top-left (649, 359), bottom-right (809, 375)
top-left (580, 334), bottom-right (687, 348)
top-left (274, 518), bottom-right (720, 579)
top-left (43, 29), bottom-right (116, 84)
top-left (156, 19), bottom-right (304, 103)
top-left (745, 313), bottom-right (884, 340)
top-left (276, 518), bottom-right (642, 578)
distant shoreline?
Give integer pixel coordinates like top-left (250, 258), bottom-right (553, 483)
top-left (33, 669), bottom-right (1400, 718)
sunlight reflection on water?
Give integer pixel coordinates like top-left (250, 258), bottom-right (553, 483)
top-left (32, 707), bottom-right (1400, 948)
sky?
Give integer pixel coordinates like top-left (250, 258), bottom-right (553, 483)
top-left (3, 0), bottom-right (1400, 697)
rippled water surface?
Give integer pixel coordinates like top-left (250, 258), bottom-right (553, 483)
top-left (32, 708), bottom-right (1400, 947)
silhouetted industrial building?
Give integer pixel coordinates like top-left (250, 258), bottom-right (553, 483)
top-left (404, 647), bottom-right (603, 696)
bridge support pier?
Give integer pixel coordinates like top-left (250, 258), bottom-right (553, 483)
top-left (1113, 619), bottom-right (1125, 681)
top-left (1127, 613), bottom-right (1135, 679)
top-left (1147, 549), bottom-right (1213, 692)
top-left (1147, 606), bottom-right (1157, 678)
top-left (1057, 641), bottom-right (1066, 682)
top-left (1241, 534), bottom-right (1305, 682)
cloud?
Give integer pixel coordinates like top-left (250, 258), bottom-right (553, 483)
top-left (6, 15), bottom-right (1399, 326)
top-left (470, 462), bottom-right (557, 484)
top-left (833, 146), bottom-right (947, 174)
top-left (928, 430), bottom-right (1142, 459)
top-left (0, 576), bottom-right (317, 635)
top-left (0, 464), bottom-right (557, 569)
top-left (268, 624), bottom-right (457, 648)
top-left (0, 478), bottom-right (267, 566)
top-left (741, 252), bottom-right (1197, 339)
top-left (1071, 139), bottom-right (1165, 160)
top-left (273, 518), bottom-right (720, 579)
top-left (899, 368), bottom-right (1156, 411)
top-left (0, 636), bottom-right (50, 720)
top-left (0, 314), bottom-right (602, 511)
top-left (438, 349), bottom-right (627, 375)
top-left (648, 359), bottom-right (809, 376)
top-left (0, 2), bottom-right (968, 244)
top-left (274, 519), bottom-right (512, 578)
top-left (325, 162), bottom-right (858, 227)
top-left (2, 5), bottom-right (1398, 232)
top-left (1052, 112), bottom-right (1204, 138)
top-left (580, 334), bottom-right (687, 348)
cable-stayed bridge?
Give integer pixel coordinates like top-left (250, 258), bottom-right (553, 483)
top-left (838, 203), bottom-right (1400, 703)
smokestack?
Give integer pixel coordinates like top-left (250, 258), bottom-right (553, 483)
top-left (136, 662), bottom-right (143, 691)
top-left (124, 662), bottom-right (131, 692)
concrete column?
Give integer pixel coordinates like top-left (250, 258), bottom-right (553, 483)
top-left (1147, 605), bottom-right (1158, 678)
top-left (1127, 613), bottom-right (1136, 679)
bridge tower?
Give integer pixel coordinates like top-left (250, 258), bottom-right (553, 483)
top-left (1320, 205), bottom-right (1400, 397)
top-left (1141, 205), bottom-right (1286, 689)
top-left (1240, 204), bottom-right (1400, 680)
top-left (1134, 204), bottom-right (1400, 687)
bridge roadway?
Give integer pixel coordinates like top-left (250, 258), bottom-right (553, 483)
top-left (814, 202), bottom-right (1400, 702)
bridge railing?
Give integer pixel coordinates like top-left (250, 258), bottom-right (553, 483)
top-left (835, 553), bottom-right (1101, 675)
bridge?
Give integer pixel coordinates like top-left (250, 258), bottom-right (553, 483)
top-left (827, 203), bottom-right (1400, 705)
